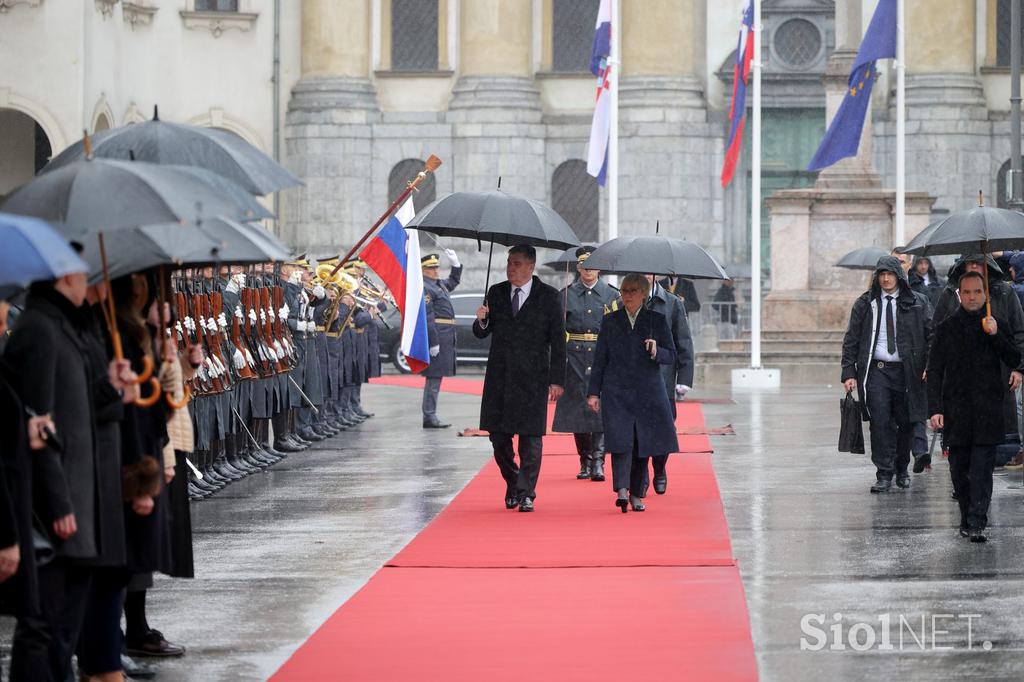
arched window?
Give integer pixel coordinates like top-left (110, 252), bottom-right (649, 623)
top-left (552, 0), bottom-right (600, 73)
top-left (551, 159), bottom-right (599, 242)
top-left (389, 158), bottom-right (437, 214)
top-left (997, 0), bottom-right (1024, 66)
top-left (0, 109), bottom-right (52, 198)
top-left (391, 0), bottom-right (439, 71)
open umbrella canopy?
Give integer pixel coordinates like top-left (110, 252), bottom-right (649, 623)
top-left (1, 158), bottom-right (267, 230)
top-left (406, 191), bottom-right (580, 250)
top-left (899, 206), bottom-right (1024, 256)
top-left (76, 224), bottom-right (222, 284)
top-left (0, 212), bottom-right (88, 289)
top-left (542, 243), bottom-right (599, 272)
top-left (722, 262), bottom-right (753, 279)
top-left (834, 246), bottom-right (890, 270)
top-left (192, 217), bottom-right (293, 264)
top-left (582, 236), bottom-right (728, 279)
top-left (42, 116), bottom-right (302, 196)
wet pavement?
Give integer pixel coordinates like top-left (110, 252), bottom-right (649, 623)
top-left (4, 381), bottom-right (1024, 680)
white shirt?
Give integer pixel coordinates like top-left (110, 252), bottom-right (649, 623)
top-left (510, 278), bottom-right (533, 305)
top-left (873, 291), bottom-right (901, 362)
top-left (626, 307), bottom-right (640, 329)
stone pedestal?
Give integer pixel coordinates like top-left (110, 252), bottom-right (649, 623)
top-left (763, 188), bottom-right (934, 331)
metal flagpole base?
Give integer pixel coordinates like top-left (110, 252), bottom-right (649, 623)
top-left (731, 367), bottom-right (781, 388)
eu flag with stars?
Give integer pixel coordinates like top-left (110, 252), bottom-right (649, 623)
top-left (807, 0), bottom-right (896, 171)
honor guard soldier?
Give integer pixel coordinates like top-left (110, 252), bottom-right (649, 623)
top-left (552, 247), bottom-right (620, 481)
top-left (282, 256), bottom-right (326, 442)
top-left (421, 249), bottom-right (463, 428)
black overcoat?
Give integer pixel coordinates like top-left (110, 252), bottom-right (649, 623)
top-left (840, 256), bottom-right (932, 422)
top-left (473, 277), bottom-right (566, 436)
top-left (587, 308), bottom-right (679, 457)
top-left (4, 289), bottom-right (98, 559)
top-left (927, 309), bottom-right (1022, 446)
top-left (647, 284), bottom-right (695, 397)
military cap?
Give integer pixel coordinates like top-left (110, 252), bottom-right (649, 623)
top-left (421, 253), bottom-right (440, 267)
top-left (576, 245), bottom-right (596, 264)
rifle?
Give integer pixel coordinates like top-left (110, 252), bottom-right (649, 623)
top-left (260, 285), bottom-right (286, 373)
top-left (204, 292), bottom-right (234, 389)
top-left (194, 292), bottom-right (224, 394)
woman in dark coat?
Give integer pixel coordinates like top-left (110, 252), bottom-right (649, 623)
top-left (588, 274), bottom-right (679, 512)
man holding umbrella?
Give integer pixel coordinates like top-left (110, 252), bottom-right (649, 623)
top-left (552, 246), bottom-right (620, 481)
top-left (421, 248), bottom-right (463, 429)
top-left (841, 256), bottom-right (932, 493)
top-left (474, 246), bottom-right (566, 512)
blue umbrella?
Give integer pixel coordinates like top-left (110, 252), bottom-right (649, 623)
top-left (0, 212), bottom-right (87, 290)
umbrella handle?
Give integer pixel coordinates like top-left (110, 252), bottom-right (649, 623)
top-left (983, 240), bottom-right (992, 322)
top-left (483, 239), bottom-right (494, 301)
top-left (134, 377), bottom-right (162, 408)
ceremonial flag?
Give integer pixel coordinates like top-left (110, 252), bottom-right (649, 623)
top-left (586, 0), bottom-right (612, 186)
top-left (807, 0), bottom-right (896, 171)
top-left (721, 0), bottom-right (755, 187)
top-left (360, 198), bottom-right (431, 373)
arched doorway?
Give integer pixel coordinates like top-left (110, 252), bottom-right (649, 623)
top-left (0, 108), bottom-right (52, 199)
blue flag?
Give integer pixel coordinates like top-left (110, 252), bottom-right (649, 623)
top-left (807, 0), bottom-right (896, 171)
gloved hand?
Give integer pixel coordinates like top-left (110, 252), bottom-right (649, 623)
top-left (675, 384), bottom-right (690, 400)
top-left (312, 284), bottom-right (326, 299)
top-left (444, 248), bottom-right (460, 268)
top-left (297, 320), bottom-right (307, 333)
top-left (430, 345), bottom-right (440, 357)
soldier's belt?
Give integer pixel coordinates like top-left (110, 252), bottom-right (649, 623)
top-left (326, 331), bottom-right (341, 338)
top-left (315, 326), bottom-right (326, 332)
top-left (567, 333), bottom-right (599, 342)
top-left (355, 328), bottom-right (366, 334)
top-left (435, 318), bottom-right (456, 325)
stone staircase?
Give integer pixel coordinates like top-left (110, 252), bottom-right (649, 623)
top-left (695, 330), bottom-right (845, 386)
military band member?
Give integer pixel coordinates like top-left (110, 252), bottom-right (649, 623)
top-left (552, 247), bottom-right (620, 481)
top-left (421, 250), bottom-right (463, 428)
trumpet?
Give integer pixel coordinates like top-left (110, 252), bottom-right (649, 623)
top-left (356, 276), bottom-right (396, 308)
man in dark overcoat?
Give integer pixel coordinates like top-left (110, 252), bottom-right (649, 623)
top-left (645, 276), bottom-right (694, 495)
top-left (928, 271), bottom-right (1023, 542)
top-left (473, 245), bottom-right (566, 512)
top-left (421, 250), bottom-right (463, 428)
top-left (587, 274), bottom-right (679, 512)
top-left (4, 270), bottom-right (99, 681)
top-left (841, 256), bottom-right (932, 493)
top-left (552, 247), bottom-right (620, 481)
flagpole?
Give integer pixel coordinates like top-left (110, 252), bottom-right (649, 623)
top-left (750, 0), bottom-right (762, 370)
top-left (608, 0), bottom-right (620, 242)
top-left (895, 0), bottom-right (905, 246)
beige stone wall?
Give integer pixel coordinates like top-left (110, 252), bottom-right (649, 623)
top-left (622, 0), bottom-right (696, 76)
top-left (459, 0), bottom-right (532, 76)
top-left (906, 0), bottom-right (975, 73)
top-left (302, 0), bottom-right (370, 77)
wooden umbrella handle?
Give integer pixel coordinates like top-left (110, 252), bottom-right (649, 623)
top-left (165, 383), bottom-right (191, 410)
top-left (134, 377), bottom-right (162, 408)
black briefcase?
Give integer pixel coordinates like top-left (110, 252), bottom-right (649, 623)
top-left (838, 390), bottom-right (865, 454)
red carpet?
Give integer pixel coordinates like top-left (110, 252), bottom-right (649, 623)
top-left (273, 376), bottom-right (756, 681)
top-left (371, 374), bottom-right (485, 395)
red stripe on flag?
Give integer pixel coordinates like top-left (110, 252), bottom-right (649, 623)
top-left (361, 238), bottom-right (408, 316)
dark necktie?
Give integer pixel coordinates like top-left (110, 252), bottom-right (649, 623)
top-left (512, 288), bottom-right (522, 317)
top-left (885, 295), bottom-right (896, 354)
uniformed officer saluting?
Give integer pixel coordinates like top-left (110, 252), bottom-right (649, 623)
top-left (421, 249), bottom-right (463, 428)
top-left (552, 246), bottom-right (620, 481)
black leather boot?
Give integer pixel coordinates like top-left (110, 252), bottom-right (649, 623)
top-left (590, 433), bottom-right (606, 482)
top-left (573, 433), bottom-right (592, 479)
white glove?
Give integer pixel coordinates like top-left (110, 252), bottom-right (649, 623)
top-left (235, 305), bottom-right (244, 320)
top-left (429, 345), bottom-right (440, 357)
top-left (217, 313), bottom-right (228, 330)
top-left (248, 309), bottom-right (258, 324)
top-left (444, 248), bottom-right (460, 268)
top-left (297, 320), bottom-right (308, 332)
top-left (675, 384), bottom-right (690, 400)
top-left (289, 271), bottom-right (303, 285)
top-left (268, 306), bottom-right (276, 322)
top-left (312, 284), bottom-right (326, 299)
top-left (280, 305), bottom-right (289, 319)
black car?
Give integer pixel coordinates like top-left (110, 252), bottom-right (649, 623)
top-left (377, 291), bottom-right (491, 373)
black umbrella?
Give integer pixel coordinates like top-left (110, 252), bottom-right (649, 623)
top-left (582, 236), bottom-right (728, 279)
top-left (834, 246), bottom-right (890, 271)
top-left (542, 243), bottom-right (599, 272)
top-left (406, 190), bottom-right (581, 291)
top-left (1, 158), bottom-right (268, 228)
top-left (42, 112), bottom-right (302, 196)
top-left (722, 262), bottom-right (753, 279)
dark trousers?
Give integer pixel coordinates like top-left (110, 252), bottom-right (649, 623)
top-left (10, 560), bottom-right (91, 682)
top-left (76, 568), bottom-right (129, 675)
top-left (572, 432), bottom-right (604, 460)
top-left (651, 454), bottom-right (668, 481)
top-left (422, 376), bottom-right (442, 419)
top-left (490, 432), bottom-right (543, 501)
top-left (611, 441), bottom-right (648, 498)
top-left (865, 364), bottom-right (912, 480)
top-left (948, 444), bottom-right (997, 531)
top-left (912, 421), bottom-right (928, 456)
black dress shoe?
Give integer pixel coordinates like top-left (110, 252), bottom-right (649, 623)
top-left (653, 475), bottom-right (667, 495)
top-left (504, 495), bottom-right (519, 510)
top-left (125, 629), bottom-right (185, 658)
top-left (590, 457), bottom-right (605, 482)
top-left (969, 529), bottom-right (987, 543)
top-left (423, 419), bottom-right (451, 429)
top-left (273, 439), bottom-right (303, 453)
top-left (870, 479), bottom-right (892, 493)
top-left (615, 497), bottom-right (629, 514)
top-left (959, 527), bottom-right (970, 538)
top-left (518, 497), bottom-right (534, 512)
top-left (895, 475), bottom-right (911, 489)
top-left (355, 407), bottom-right (374, 418)
top-left (297, 428), bottom-right (325, 442)
top-left (576, 457), bottom-right (591, 479)
top-left (912, 453), bottom-right (931, 473)
top-left (120, 654), bottom-right (157, 679)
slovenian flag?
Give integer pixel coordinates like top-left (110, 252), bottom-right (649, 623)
top-left (721, 0), bottom-right (754, 187)
top-left (586, 0), bottom-right (612, 186)
top-left (360, 198), bottom-right (431, 373)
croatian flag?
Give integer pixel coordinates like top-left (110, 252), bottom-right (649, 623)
top-left (721, 0), bottom-right (755, 187)
top-left (360, 198), bottom-right (431, 373)
top-left (586, 0), bottom-right (612, 186)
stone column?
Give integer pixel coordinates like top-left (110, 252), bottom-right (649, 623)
top-left (447, 0), bottom-right (545, 201)
top-left (283, 0), bottom-right (379, 255)
top-left (616, 0), bottom-right (720, 250)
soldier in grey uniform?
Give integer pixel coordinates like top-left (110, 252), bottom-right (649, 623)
top-left (552, 247), bottom-right (620, 481)
top-left (421, 250), bottom-right (463, 428)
